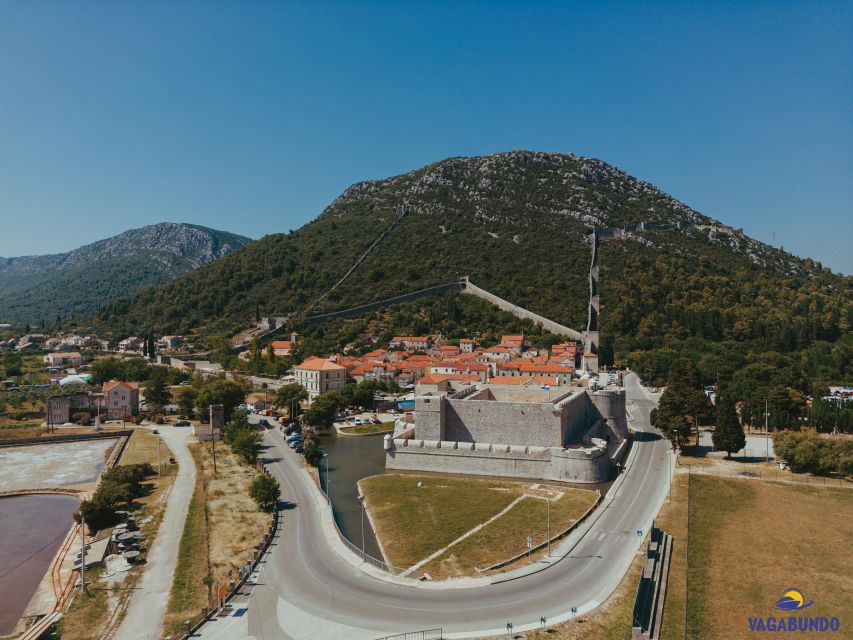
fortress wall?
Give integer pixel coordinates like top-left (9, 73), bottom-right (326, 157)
top-left (588, 388), bottom-right (628, 441)
top-left (549, 445), bottom-right (611, 483)
top-left (559, 393), bottom-right (595, 446)
top-left (444, 398), bottom-right (563, 447)
top-left (386, 439), bottom-right (550, 479)
top-left (413, 395), bottom-right (445, 441)
top-left (460, 278), bottom-right (583, 340)
top-left (386, 439), bottom-right (611, 483)
top-left (305, 282), bottom-right (462, 324)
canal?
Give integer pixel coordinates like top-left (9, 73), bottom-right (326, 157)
top-left (0, 494), bottom-right (79, 636)
top-left (317, 429), bottom-right (387, 561)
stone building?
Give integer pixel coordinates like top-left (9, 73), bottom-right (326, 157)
top-left (294, 357), bottom-right (346, 400)
top-left (103, 380), bottom-right (140, 420)
top-left (385, 381), bottom-right (628, 483)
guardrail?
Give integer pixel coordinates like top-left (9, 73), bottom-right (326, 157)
top-left (375, 628), bottom-right (443, 640)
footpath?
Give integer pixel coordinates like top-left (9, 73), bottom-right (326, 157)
top-left (113, 426), bottom-right (195, 640)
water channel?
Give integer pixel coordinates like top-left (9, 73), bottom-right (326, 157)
top-left (317, 429), bottom-right (387, 560)
top-left (0, 494), bottom-right (80, 635)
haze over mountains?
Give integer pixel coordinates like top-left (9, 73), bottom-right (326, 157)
top-left (0, 223), bottom-right (252, 325)
top-left (92, 151), bottom-right (850, 371)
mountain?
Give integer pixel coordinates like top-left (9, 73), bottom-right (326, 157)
top-left (0, 223), bottom-right (252, 324)
top-left (93, 151), bottom-right (851, 380)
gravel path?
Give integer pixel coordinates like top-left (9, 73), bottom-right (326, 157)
top-left (113, 426), bottom-right (195, 640)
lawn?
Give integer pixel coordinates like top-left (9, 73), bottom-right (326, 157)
top-left (119, 428), bottom-right (177, 476)
top-left (660, 471), bottom-right (852, 640)
top-left (360, 474), bottom-right (597, 575)
top-left (420, 486), bottom-right (598, 579)
top-left (360, 474), bottom-right (527, 568)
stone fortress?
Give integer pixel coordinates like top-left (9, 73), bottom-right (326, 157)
top-left (385, 380), bottom-right (628, 483)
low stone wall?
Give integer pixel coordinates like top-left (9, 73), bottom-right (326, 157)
top-left (386, 439), bottom-right (612, 483)
top-left (0, 430), bottom-right (133, 449)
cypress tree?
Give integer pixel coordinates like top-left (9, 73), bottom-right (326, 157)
top-left (713, 389), bottom-right (746, 458)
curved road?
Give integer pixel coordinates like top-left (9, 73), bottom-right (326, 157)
top-left (197, 374), bottom-right (669, 640)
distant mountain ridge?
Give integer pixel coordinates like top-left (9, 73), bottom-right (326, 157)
top-left (0, 223), bottom-right (252, 324)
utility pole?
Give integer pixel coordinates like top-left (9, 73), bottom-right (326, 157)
top-left (80, 516), bottom-right (88, 595)
top-left (765, 397), bottom-right (769, 463)
top-left (210, 405), bottom-right (218, 475)
top-left (157, 436), bottom-right (161, 476)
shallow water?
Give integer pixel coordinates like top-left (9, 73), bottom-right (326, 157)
top-left (0, 494), bottom-right (79, 635)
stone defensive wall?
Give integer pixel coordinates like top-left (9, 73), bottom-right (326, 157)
top-left (304, 281), bottom-right (463, 324)
top-left (459, 277), bottom-right (584, 340)
top-left (386, 437), bottom-right (611, 483)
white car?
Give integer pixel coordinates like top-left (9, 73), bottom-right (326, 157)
top-left (353, 418), bottom-right (362, 425)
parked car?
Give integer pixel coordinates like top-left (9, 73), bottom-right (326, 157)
top-left (294, 445), bottom-right (304, 454)
top-left (288, 440), bottom-right (303, 449)
top-left (259, 419), bottom-right (270, 428)
top-left (175, 420), bottom-right (190, 427)
top-left (353, 418), bottom-right (362, 425)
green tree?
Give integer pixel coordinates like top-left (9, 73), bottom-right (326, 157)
top-left (232, 429), bottom-right (262, 464)
top-left (652, 359), bottom-right (711, 448)
top-left (90, 357), bottom-right (126, 384)
top-left (712, 390), bottom-right (746, 458)
top-left (275, 383), bottom-right (308, 418)
top-left (144, 367), bottom-right (171, 413)
top-left (304, 393), bottom-right (340, 429)
top-left (195, 379), bottom-right (248, 421)
top-left (177, 387), bottom-right (198, 417)
top-left (249, 473), bottom-right (280, 512)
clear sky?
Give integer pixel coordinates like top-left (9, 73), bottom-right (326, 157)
top-left (1, 1), bottom-right (851, 273)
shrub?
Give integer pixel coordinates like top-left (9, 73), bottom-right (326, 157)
top-left (249, 473), bottom-right (280, 512)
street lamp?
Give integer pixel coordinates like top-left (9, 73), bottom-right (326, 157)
top-left (546, 490), bottom-right (554, 557)
top-left (357, 493), bottom-right (366, 560)
top-left (322, 453), bottom-right (330, 498)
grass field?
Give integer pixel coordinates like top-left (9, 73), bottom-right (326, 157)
top-left (162, 438), bottom-right (270, 638)
top-left (420, 486), bottom-right (598, 579)
top-left (162, 444), bottom-right (210, 639)
top-left (119, 429), bottom-right (177, 476)
top-left (659, 470), bottom-right (853, 640)
top-left (361, 474), bottom-right (598, 577)
top-left (361, 474), bottom-right (528, 568)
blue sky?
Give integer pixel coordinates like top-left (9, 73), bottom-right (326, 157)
top-left (1, 1), bottom-right (851, 273)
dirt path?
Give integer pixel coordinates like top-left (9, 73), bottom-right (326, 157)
top-left (112, 426), bottom-right (195, 640)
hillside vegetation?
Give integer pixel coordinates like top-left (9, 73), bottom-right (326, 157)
top-left (90, 152), bottom-right (850, 387)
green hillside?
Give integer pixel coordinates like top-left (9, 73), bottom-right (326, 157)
top-left (91, 151), bottom-right (851, 386)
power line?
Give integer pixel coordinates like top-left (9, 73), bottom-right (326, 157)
top-left (0, 530), bottom-right (70, 579)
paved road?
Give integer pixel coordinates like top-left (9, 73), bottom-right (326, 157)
top-left (114, 426), bottom-right (195, 640)
top-left (197, 374), bottom-right (669, 640)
